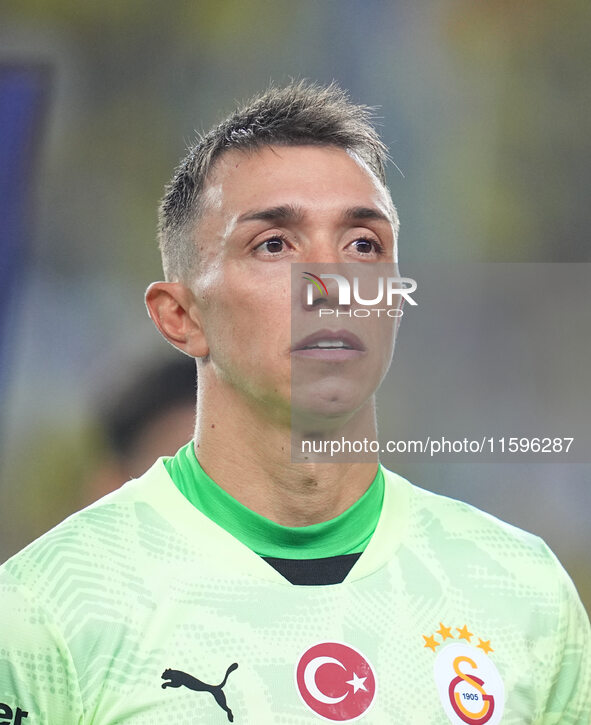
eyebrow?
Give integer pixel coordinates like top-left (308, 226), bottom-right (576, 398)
top-left (238, 204), bottom-right (304, 224)
top-left (343, 206), bottom-right (391, 224)
top-left (237, 204), bottom-right (391, 225)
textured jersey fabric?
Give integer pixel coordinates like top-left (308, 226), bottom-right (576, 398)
top-left (0, 460), bottom-right (589, 724)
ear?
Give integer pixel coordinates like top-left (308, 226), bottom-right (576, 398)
top-left (145, 281), bottom-right (209, 358)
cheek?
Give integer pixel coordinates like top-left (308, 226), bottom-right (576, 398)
top-left (206, 282), bottom-right (290, 359)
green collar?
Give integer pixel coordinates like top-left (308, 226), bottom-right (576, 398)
top-left (163, 442), bottom-right (384, 559)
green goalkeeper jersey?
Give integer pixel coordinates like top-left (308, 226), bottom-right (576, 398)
top-left (0, 460), bottom-right (589, 724)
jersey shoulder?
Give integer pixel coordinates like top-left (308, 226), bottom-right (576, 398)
top-left (0, 459), bottom-right (184, 613)
top-left (381, 466), bottom-right (578, 598)
top-left (384, 466), bottom-right (550, 552)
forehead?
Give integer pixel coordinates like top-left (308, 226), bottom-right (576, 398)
top-left (201, 144), bottom-right (392, 221)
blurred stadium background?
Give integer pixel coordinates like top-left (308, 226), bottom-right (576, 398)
top-left (0, 1), bottom-right (589, 612)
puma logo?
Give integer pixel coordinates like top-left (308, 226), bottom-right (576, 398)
top-left (161, 663), bottom-right (239, 722)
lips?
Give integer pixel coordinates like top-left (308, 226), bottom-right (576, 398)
top-left (291, 329), bottom-right (366, 353)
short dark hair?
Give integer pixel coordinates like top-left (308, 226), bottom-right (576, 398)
top-left (158, 80), bottom-right (394, 281)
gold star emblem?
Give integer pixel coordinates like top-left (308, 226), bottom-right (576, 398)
top-left (477, 638), bottom-right (494, 655)
top-left (436, 622), bottom-right (454, 641)
top-left (423, 634), bottom-right (440, 652)
top-left (456, 624), bottom-right (473, 642)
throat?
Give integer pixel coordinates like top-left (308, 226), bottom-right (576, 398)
top-left (163, 441), bottom-right (385, 560)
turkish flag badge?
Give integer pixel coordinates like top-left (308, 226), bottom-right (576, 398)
top-left (295, 641), bottom-right (377, 721)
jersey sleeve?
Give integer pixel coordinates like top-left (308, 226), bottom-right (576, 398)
top-left (0, 569), bottom-right (85, 724)
top-left (541, 549), bottom-right (591, 725)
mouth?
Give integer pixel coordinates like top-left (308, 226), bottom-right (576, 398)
top-left (291, 329), bottom-right (366, 360)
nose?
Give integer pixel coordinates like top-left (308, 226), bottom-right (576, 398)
top-left (301, 272), bottom-right (335, 310)
top-left (296, 233), bottom-right (350, 309)
top-left (299, 267), bottom-right (352, 313)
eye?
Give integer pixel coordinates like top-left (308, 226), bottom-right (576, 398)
top-left (350, 236), bottom-right (384, 255)
top-left (254, 234), bottom-right (289, 255)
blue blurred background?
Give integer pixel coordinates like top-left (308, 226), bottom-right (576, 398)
top-left (0, 1), bottom-right (589, 611)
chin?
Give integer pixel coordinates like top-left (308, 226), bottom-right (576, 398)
top-left (290, 387), bottom-right (372, 434)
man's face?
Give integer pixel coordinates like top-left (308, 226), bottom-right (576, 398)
top-left (189, 144), bottom-right (399, 428)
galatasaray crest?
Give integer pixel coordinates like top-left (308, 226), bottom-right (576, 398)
top-left (425, 624), bottom-right (505, 725)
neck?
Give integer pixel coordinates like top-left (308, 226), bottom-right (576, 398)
top-left (193, 371), bottom-right (379, 527)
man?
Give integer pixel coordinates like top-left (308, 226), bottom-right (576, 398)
top-left (0, 82), bottom-right (589, 724)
